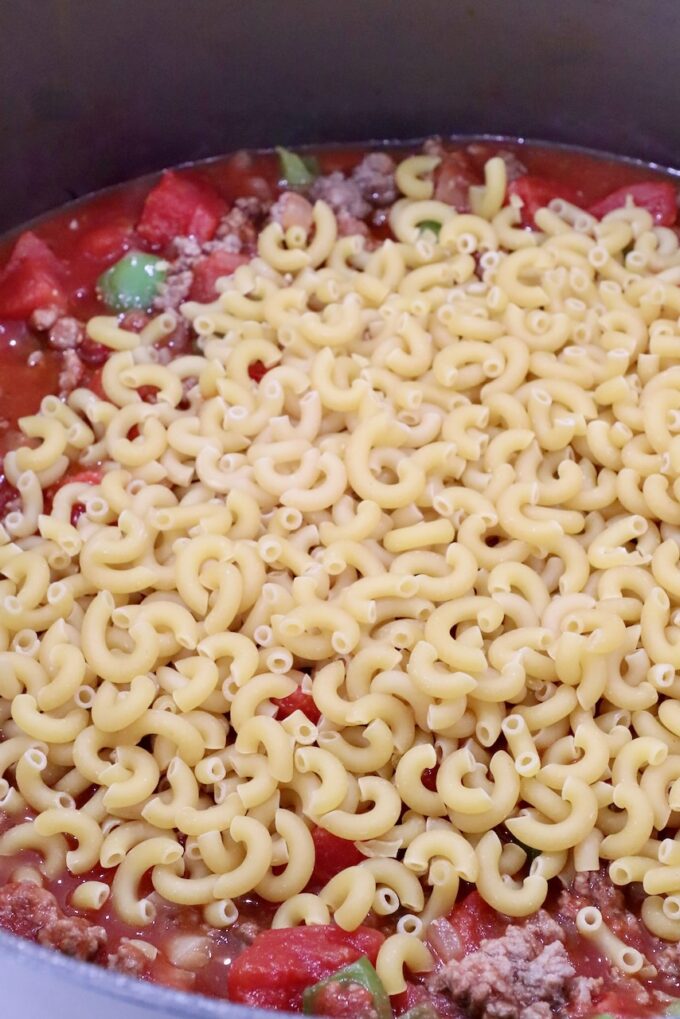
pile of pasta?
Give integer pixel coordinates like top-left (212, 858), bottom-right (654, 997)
top-left (5, 154), bottom-right (680, 985)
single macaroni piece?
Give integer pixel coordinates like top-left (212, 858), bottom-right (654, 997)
top-left (4, 156), bottom-right (680, 957)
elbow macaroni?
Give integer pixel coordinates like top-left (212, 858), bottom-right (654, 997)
top-left (2, 153), bottom-right (680, 952)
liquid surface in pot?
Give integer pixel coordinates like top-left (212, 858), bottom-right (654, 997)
top-left (1, 140), bottom-right (680, 1019)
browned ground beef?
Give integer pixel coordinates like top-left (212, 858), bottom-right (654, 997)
top-left (431, 911), bottom-right (601, 1019)
top-left (309, 171), bottom-right (371, 220)
top-left (215, 196), bottom-right (270, 248)
top-left (351, 152), bottom-right (397, 206)
top-left (107, 939), bottom-right (151, 976)
top-left (0, 882), bottom-right (106, 961)
top-left (559, 869), bottom-right (640, 941)
top-left (58, 348), bottom-right (84, 395)
top-left (47, 316), bottom-right (83, 350)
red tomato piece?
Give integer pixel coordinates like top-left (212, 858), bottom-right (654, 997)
top-left (421, 765), bottom-right (439, 792)
top-left (310, 828), bottom-right (365, 886)
top-left (137, 385), bottom-right (159, 403)
top-left (433, 152), bottom-right (480, 210)
top-left (506, 175), bottom-right (582, 228)
top-left (588, 180), bottom-right (678, 226)
top-left (189, 250), bottom-right (250, 302)
top-left (137, 171), bottom-right (227, 249)
top-left (76, 219), bottom-right (135, 265)
top-left (228, 926), bottom-right (384, 1011)
top-left (0, 231), bottom-right (67, 318)
top-left (78, 335), bottom-right (111, 367)
top-left (274, 686), bottom-right (321, 724)
top-left (247, 359), bottom-right (270, 383)
top-left (447, 891), bottom-right (507, 952)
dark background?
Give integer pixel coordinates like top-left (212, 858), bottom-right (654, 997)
top-left (1, 0), bottom-right (679, 231)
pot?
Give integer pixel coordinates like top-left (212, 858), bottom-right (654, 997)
top-left (0, 1), bottom-right (678, 1016)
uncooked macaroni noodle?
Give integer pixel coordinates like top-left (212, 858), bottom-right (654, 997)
top-left (5, 156), bottom-right (680, 956)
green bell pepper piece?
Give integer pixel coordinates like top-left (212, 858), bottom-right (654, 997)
top-left (399, 1002), bottom-right (440, 1019)
top-left (302, 956), bottom-right (392, 1019)
top-left (665, 1002), bottom-right (680, 1016)
top-left (418, 220), bottom-right (441, 238)
top-left (98, 251), bottom-right (168, 311)
top-left (276, 147), bottom-right (318, 187)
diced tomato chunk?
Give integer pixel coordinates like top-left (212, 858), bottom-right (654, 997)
top-left (274, 686), bottom-right (321, 724)
top-left (247, 359), bottom-right (270, 383)
top-left (588, 180), bottom-right (678, 226)
top-left (76, 219), bottom-right (135, 265)
top-left (0, 231), bottom-right (67, 318)
top-left (310, 828), bottom-right (364, 886)
top-left (189, 249), bottom-right (250, 302)
top-left (433, 152), bottom-right (480, 210)
top-left (447, 891), bottom-right (507, 952)
top-left (506, 175), bottom-right (582, 228)
top-left (137, 171), bottom-right (227, 249)
top-left (78, 335), bottom-right (111, 367)
top-left (228, 926), bottom-right (384, 1011)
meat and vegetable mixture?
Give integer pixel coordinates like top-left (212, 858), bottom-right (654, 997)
top-left (2, 139), bottom-right (680, 1019)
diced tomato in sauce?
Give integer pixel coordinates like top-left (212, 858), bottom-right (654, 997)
top-left (247, 359), bottom-right (270, 383)
top-left (310, 828), bottom-right (365, 886)
top-left (228, 925), bottom-right (384, 1011)
top-left (0, 321), bottom-right (62, 434)
top-left (506, 175), bottom-right (582, 228)
top-left (588, 180), bottom-right (678, 225)
top-left (433, 152), bottom-right (480, 209)
top-left (189, 249), bottom-right (250, 302)
top-left (0, 232), bottom-right (67, 319)
top-left (137, 171), bottom-right (227, 249)
top-left (77, 335), bottom-right (111, 367)
top-left (75, 218), bottom-right (135, 266)
top-left (447, 891), bottom-right (508, 952)
top-left (274, 686), bottom-right (321, 724)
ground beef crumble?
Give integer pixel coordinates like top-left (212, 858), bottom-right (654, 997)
top-left (431, 911), bottom-right (601, 1019)
top-left (559, 868), bottom-right (638, 940)
top-left (58, 348), bottom-right (85, 395)
top-left (107, 939), bottom-right (151, 977)
top-left (46, 315), bottom-right (83, 351)
top-left (352, 152), bottom-right (397, 207)
top-left (0, 882), bottom-right (106, 962)
top-left (154, 196), bottom-right (269, 311)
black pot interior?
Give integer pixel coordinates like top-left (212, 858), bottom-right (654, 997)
top-left (1, 0), bottom-right (679, 232)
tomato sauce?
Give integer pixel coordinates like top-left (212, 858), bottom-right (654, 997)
top-left (1, 138), bottom-right (680, 1018)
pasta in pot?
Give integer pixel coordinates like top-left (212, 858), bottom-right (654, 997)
top-left (4, 150), bottom-right (680, 985)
